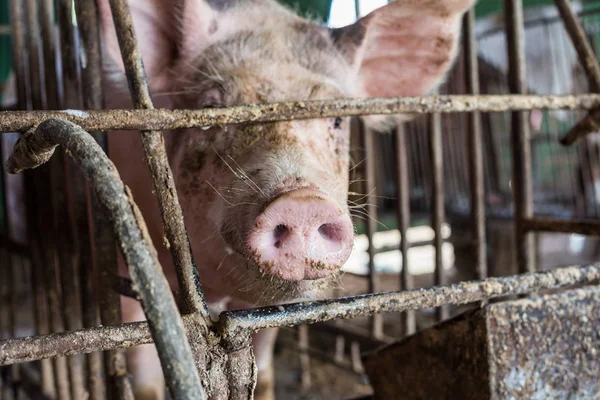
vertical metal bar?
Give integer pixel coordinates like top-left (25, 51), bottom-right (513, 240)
top-left (504, 0), bottom-right (536, 274)
top-left (72, 0), bottom-right (116, 398)
top-left (27, 2), bottom-right (59, 396)
top-left (39, 0), bottom-right (59, 109)
top-left (24, 0), bottom-right (45, 110)
top-left (105, 1), bottom-right (206, 397)
top-left (298, 324), bottom-right (311, 390)
top-left (554, 0), bottom-right (600, 91)
top-left (72, 0), bottom-right (134, 398)
top-left (0, 247), bottom-right (15, 400)
top-left (0, 98), bottom-right (15, 400)
top-left (107, 0), bottom-right (210, 322)
top-left (395, 124), bottom-right (416, 336)
top-left (361, 120), bottom-right (384, 339)
top-left (6, 257), bottom-right (19, 399)
top-left (429, 101), bottom-right (448, 321)
top-left (55, 1), bottom-right (95, 398)
top-left (463, 10), bottom-right (487, 280)
top-left (27, 0), bottom-right (73, 397)
top-left (22, 0), bottom-right (72, 397)
top-left (350, 342), bottom-right (364, 374)
top-left (7, 0), bottom-right (29, 111)
top-left (334, 335), bottom-right (345, 364)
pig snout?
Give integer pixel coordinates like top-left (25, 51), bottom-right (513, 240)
top-left (247, 188), bottom-right (353, 281)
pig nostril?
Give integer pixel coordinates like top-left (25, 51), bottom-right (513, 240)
top-left (273, 224), bottom-right (290, 249)
top-left (318, 223), bottom-right (338, 242)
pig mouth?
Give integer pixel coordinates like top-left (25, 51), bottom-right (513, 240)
top-left (237, 258), bottom-right (339, 303)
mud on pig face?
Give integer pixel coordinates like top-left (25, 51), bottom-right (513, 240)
top-left (100, 0), bottom-right (476, 297)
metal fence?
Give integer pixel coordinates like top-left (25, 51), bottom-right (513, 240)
top-left (1, 0), bottom-right (600, 399)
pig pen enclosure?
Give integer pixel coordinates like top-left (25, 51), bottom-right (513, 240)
top-left (2, 0), bottom-right (600, 399)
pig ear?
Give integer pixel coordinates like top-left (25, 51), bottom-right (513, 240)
top-left (98, 0), bottom-right (179, 94)
top-left (98, 0), bottom-right (223, 95)
top-left (330, 0), bottom-right (475, 99)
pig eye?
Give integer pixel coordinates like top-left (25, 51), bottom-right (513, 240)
top-left (333, 117), bottom-right (343, 129)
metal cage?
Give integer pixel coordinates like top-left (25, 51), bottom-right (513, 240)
top-left (1, 0), bottom-right (600, 399)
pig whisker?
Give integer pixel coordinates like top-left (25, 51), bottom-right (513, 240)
top-left (347, 179), bottom-right (366, 186)
top-left (348, 157), bottom-right (366, 173)
top-left (347, 200), bottom-right (376, 212)
top-left (329, 273), bottom-right (345, 292)
top-left (206, 180), bottom-right (238, 206)
top-left (349, 210), bottom-right (389, 230)
top-left (216, 253), bottom-right (229, 271)
top-left (212, 146), bottom-right (264, 196)
top-left (226, 155), bottom-right (267, 198)
top-left (181, 57), bottom-right (225, 84)
top-left (349, 189), bottom-right (396, 203)
top-left (198, 232), bottom-right (218, 245)
top-left (347, 199), bottom-right (378, 208)
top-left (207, 181), bottom-right (258, 207)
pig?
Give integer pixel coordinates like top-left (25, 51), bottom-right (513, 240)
top-left (96, 0), bottom-right (475, 398)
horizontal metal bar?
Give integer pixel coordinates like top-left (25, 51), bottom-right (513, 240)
top-left (522, 218), bottom-right (600, 236)
top-left (1, 94), bottom-right (599, 134)
top-left (1, 264), bottom-right (599, 365)
top-left (0, 320), bottom-right (153, 365)
top-left (217, 264), bottom-right (600, 346)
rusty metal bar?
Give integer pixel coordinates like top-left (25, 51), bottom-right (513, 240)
top-left (464, 9), bottom-right (487, 280)
top-left (5, 118), bottom-right (206, 399)
top-left (3, 263), bottom-right (599, 366)
top-left (429, 99), bottom-right (448, 321)
top-left (106, 0), bottom-right (210, 321)
top-left (39, 1), bottom-right (89, 397)
top-left (361, 120), bottom-right (383, 338)
top-left (504, 0), bottom-right (536, 274)
top-left (219, 264), bottom-right (600, 344)
top-left (561, 109), bottom-right (600, 145)
top-left (0, 320), bottom-right (154, 366)
top-left (555, 0), bottom-right (600, 146)
top-left (59, 1), bottom-right (107, 398)
top-left (554, 0), bottom-right (600, 91)
top-left (522, 217), bottom-right (600, 235)
top-left (395, 124), bottom-right (416, 336)
top-left (72, 0), bottom-right (134, 397)
top-left (0, 94), bottom-right (599, 133)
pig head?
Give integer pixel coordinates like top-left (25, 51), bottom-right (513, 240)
top-left (100, 0), bottom-right (474, 305)
top-left (98, 0), bottom-right (474, 397)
